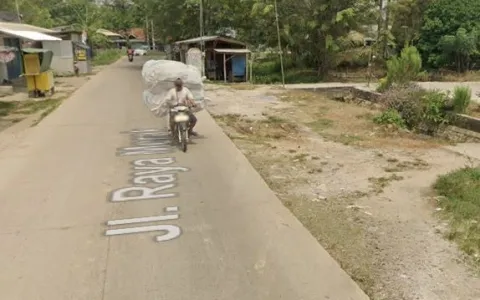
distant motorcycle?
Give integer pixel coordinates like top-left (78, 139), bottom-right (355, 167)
top-left (127, 49), bottom-right (134, 62)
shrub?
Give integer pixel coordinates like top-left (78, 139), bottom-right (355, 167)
top-left (452, 86), bottom-right (471, 113)
top-left (379, 84), bottom-right (451, 134)
top-left (380, 83), bottom-right (426, 128)
top-left (373, 109), bottom-right (406, 128)
top-left (419, 90), bottom-right (450, 134)
top-left (377, 46), bottom-right (422, 92)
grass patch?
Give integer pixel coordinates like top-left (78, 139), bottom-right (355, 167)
top-left (277, 90), bottom-right (445, 149)
top-left (145, 50), bottom-right (166, 59)
top-left (433, 167), bottom-right (480, 263)
top-left (15, 99), bottom-right (62, 114)
top-left (92, 49), bottom-right (123, 66)
top-left (384, 158), bottom-right (430, 172)
top-left (0, 102), bottom-right (16, 116)
top-left (0, 98), bottom-right (64, 127)
top-left (251, 57), bottom-right (323, 84)
top-left (368, 173), bottom-right (404, 194)
top-left (212, 113), bottom-right (298, 141)
top-left (306, 118), bottom-right (334, 130)
top-left (219, 83), bottom-right (258, 90)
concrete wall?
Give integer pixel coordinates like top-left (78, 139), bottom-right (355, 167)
top-left (43, 40), bottom-right (75, 75)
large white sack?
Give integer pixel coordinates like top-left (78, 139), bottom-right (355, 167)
top-left (142, 59), bottom-right (205, 117)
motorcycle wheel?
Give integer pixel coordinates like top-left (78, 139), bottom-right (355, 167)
top-left (179, 123), bottom-right (187, 152)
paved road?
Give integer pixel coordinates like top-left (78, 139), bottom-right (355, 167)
top-left (0, 58), bottom-right (368, 300)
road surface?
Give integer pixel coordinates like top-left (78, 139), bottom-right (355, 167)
top-left (0, 58), bottom-right (369, 300)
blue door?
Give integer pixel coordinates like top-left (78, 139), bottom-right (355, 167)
top-left (3, 38), bottom-right (22, 80)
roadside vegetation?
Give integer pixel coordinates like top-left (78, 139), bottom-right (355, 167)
top-left (0, 98), bottom-right (64, 129)
top-left (372, 45), bottom-right (473, 135)
top-left (0, 75), bottom-right (87, 131)
top-left (209, 82), bottom-right (479, 298)
top-left (434, 167), bottom-right (480, 265)
top-left (92, 49), bottom-right (124, 66)
top-left (2, 0), bottom-right (480, 84)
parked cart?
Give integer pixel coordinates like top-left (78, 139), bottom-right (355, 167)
top-left (22, 48), bottom-right (55, 98)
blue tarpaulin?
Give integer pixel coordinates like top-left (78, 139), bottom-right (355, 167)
top-left (231, 55), bottom-right (246, 76)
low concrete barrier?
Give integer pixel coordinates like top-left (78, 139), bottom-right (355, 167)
top-left (301, 85), bottom-right (480, 138)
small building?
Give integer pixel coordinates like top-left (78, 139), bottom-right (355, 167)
top-left (96, 29), bottom-right (126, 48)
top-left (96, 28), bottom-right (123, 40)
top-left (174, 36), bottom-right (251, 82)
top-left (51, 25), bottom-right (82, 42)
top-left (0, 21), bottom-right (61, 83)
top-left (128, 28), bottom-right (146, 41)
top-left (45, 26), bottom-right (92, 75)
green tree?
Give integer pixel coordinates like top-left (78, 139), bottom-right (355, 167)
top-left (390, 0), bottom-right (431, 47)
top-left (439, 28), bottom-right (479, 72)
top-left (417, 0), bottom-right (480, 68)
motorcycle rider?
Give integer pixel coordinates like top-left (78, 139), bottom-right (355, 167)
top-left (165, 78), bottom-right (198, 136)
top-left (127, 45), bottom-right (134, 58)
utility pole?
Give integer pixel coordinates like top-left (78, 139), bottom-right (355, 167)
top-left (274, 0), bottom-right (285, 87)
top-left (145, 17), bottom-right (149, 48)
top-left (151, 20), bottom-right (155, 50)
top-left (14, 0), bottom-right (21, 23)
top-left (382, 0), bottom-right (390, 59)
top-left (199, 0), bottom-right (205, 76)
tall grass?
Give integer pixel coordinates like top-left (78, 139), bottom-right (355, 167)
top-left (452, 86), bottom-right (471, 114)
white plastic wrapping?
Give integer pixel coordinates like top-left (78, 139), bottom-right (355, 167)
top-left (142, 59), bottom-right (206, 117)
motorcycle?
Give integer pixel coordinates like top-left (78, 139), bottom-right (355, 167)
top-left (127, 49), bottom-right (134, 62)
top-left (169, 106), bottom-right (191, 152)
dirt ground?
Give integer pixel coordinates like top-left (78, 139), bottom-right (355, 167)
top-left (206, 83), bottom-right (480, 300)
top-left (0, 70), bottom-right (100, 132)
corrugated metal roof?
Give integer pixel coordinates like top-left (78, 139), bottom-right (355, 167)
top-left (214, 48), bottom-right (251, 54)
top-left (0, 28), bottom-right (61, 41)
top-left (175, 36), bottom-right (246, 46)
top-left (175, 36), bottom-right (219, 44)
top-left (0, 21), bottom-right (57, 33)
top-left (96, 28), bottom-right (123, 37)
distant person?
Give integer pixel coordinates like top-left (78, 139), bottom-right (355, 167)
top-left (164, 78), bottom-right (198, 136)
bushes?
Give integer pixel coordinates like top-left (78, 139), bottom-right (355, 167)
top-left (378, 46), bottom-right (422, 91)
top-left (376, 84), bottom-right (453, 134)
top-left (375, 44), bottom-right (473, 135)
top-left (373, 108), bottom-right (406, 128)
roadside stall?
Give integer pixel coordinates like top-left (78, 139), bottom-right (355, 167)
top-left (22, 48), bottom-right (55, 97)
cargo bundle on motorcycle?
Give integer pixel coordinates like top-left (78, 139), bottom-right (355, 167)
top-left (141, 59), bottom-right (205, 117)
top-left (141, 59), bottom-right (206, 151)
